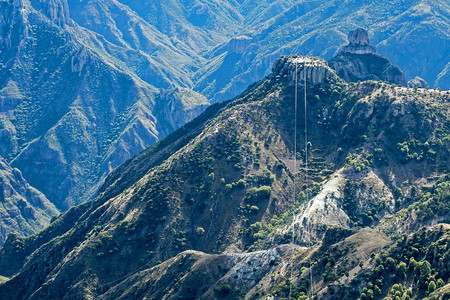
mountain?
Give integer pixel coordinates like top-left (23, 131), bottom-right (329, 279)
top-left (0, 155), bottom-right (58, 246)
top-left (1, 0), bottom-right (449, 213)
top-left (0, 54), bottom-right (448, 299)
top-left (0, 0), bottom-right (211, 211)
top-left (193, 0), bottom-right (450, 102)
top-left (0, 0), bottom-right (449, 275)
top-left (328, 28), bottom-right (407, 86)
top-left (408, 76), bottom-right (430, 88)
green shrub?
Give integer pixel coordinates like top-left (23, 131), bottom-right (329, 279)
top-left (195, 227), bottom-right (205, 236)
top-left (214, 282), bottom-right (232, 297)
top-left (245, 186), bottom-right (271, 202)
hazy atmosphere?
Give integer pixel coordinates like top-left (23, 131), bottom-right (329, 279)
top-left (0, 1), bottom-right (449, 299)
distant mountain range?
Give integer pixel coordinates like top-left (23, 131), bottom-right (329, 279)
top-left (0, 0), bottom-right (449, 245)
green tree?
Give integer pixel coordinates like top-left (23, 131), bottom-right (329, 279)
top-left (428, 281), bottom-right (436, 294)
top-left (214, 282), bottom-right (232, 297)
top-left (396, 261), bottom-right (407, 279)
top-left (367, 289), bottom-right (374, 299)
top-left (374, 285), bottom-right (382, 296)
top-left (386, 257), bottom-right (396, 271)
top-left (195, 227), bottom-right (205, 236)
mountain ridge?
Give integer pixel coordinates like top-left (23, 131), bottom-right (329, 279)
top-left (2, 0), bottom-right (447, 209)
top-left (0, 54), bottom-right (448, 299)
top-left (0, 0), bottom-right (212, 213)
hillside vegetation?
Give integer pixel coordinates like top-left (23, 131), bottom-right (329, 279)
top-left (0, 55), bottom-right (448, 299)
top-left (0, 0), bottom-right (449, 243)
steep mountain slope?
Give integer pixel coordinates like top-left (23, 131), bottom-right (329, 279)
top-left (1, 0), bottom-right (448, 217)
top-left (22, 0), bottom-right (449, 104)
top-left (0, 55), bottom-right (448, 299)
top-left (0, 156), bottom-right (58, 246)
top-left (0, 0), bottom-right (210, 210)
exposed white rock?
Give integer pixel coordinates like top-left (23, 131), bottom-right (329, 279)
top-left (221, 248), bottom-right (281, 290)
top-left (71, 47), bottom-right (88, 73)
top-left (272, 55), bottom-right (337, 86)
top-left (227, 36), bottom-right (252, 54)
top-left (408, 76), bottom-right (429, 88)
top-left (340, 28), bottom-right (378, 55)
top-left (284, 169), bottom-right (395, 243)
top-left (292, 172), bottom-right (350, 233)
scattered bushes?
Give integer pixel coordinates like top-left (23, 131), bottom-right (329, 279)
top-left (245, 186), bottom-right (271, 203)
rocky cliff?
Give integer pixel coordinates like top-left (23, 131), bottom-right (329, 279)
top-left (0, 156), bottom-right (58, 246)
top-left (192, 1), bottom-right (450, 102)
top-left (272, 55), bottom-right (337, 86)
top-left (408, 76), bottom-right (429, 88)
top-left (155, 87), bottom-right (210, 136)
top-left (30, 0), bottom-right (71, 27)
top-left (227, 36), bottom-right (253, 54)
top-left (328, 28), bottom-right (408, 86)
top-left (339, 28), bottom-right (378, 55)
top-left (1, 0), bottom-right (449, 213)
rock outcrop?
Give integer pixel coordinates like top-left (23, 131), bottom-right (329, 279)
top-left (12, 0), bottom-right (23, 10)
top-left (31, 0), bottom-right (71, 27)
top-left (273, 55), bottom-right (337, 86)
top-left (408, 76), bottom-right (429, 88)
top-left (340, 28), bottom-right (378, 55)
top-left (71, 47), bottom-right (89, 73)
top-left (0, 155), bottom-right (59, 246)
top-left (227, 36), bottom-right (252, 54)
top-left (329, 28), bottom-right (408, 86)
top-left (0, 55), bottom-right (448, 299)
top-left (155, 87), bottom-right (210, 136)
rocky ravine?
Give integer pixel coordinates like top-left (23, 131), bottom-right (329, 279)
top-left (0, 155), bottom-right (58, 246)
top-left (0, 0), bottom-right (210, 211)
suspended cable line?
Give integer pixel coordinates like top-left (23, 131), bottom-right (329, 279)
top-left (288, 60), bottom-right (299, 300)
top-left (288, 59), bottom-right (315, 300)
top-left (305, 63), bottom-right (314, 299)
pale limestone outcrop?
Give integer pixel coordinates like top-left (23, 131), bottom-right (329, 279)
top-left (340, 28), bottom-right (378, 55)
top-left (71, 47), bottom-right (89, 73)
top-left (227, 36), bottom-right (252, 54)
top-left (272, 55), bottom-right (337, 86)
top-left (408, 76), bottom-right (429, 88)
